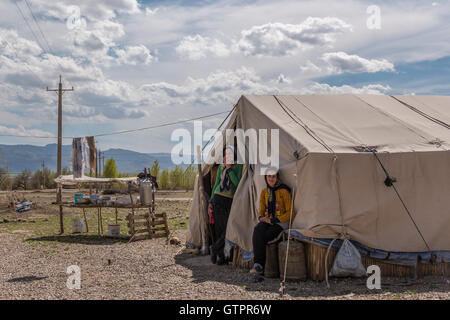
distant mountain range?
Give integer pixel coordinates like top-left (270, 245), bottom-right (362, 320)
top-left (0, 144), bottom-right (188, 174)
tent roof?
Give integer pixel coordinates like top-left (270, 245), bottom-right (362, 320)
top-left (240, 94), bottom-right (450, 153)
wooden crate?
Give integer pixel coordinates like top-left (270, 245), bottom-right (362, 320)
top-left (127, 211), bottom-right (169, 241)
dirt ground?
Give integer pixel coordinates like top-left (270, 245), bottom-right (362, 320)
top-left (0, 189), bottom-right (449, 300)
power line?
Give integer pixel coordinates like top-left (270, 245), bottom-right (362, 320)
top-left (0, 152), bottom-right (176, 157)
top-left (0, 35), bottom-right (46, 87)
top-left (24, 0), bottom-right (54, 54)
top-left (13, 0), bottom-right (46, 53)
top-left (183, 103), bottom-right (237, 175)
top-left (0, 133), bottom-right (56, 139)
top-left (13, 0), bottom-right (75, 90)
top-left (94, 110), bottom-right (231, 137)
top-left (0, 110), bottom-right (231, 139)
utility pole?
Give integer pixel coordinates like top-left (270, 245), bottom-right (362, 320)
top-left (98, 150), bottom-right (102, 177)
top-left (41, 161), bottom-right (45, 189)
top-left (95, 142), bottom-right (98, 194)
top-left (47, 75), bottom-right (74, 234)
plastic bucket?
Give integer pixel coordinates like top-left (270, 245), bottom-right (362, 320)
top-left (108, 224), bottom-right (120, 237)
top-left (72, 218), bottom-right (85, 233)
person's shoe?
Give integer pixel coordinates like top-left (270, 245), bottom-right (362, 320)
top-left (216, 255), bottom-right (226, 265)
top-left (249, 263), bottom-right (264, 275)
top-left (210, 253), bottom-right (217, 264)
top-left (252, 274), bottom-right (265, 282)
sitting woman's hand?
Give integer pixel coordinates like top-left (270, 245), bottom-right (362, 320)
top-left (259, 216), bottom-right (271, 224)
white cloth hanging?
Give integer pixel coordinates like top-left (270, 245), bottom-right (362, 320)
top-left (81, 137), bottom-right (90, 170)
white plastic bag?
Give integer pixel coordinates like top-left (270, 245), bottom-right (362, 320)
top-left (329, 239), bottom-right (366, 277)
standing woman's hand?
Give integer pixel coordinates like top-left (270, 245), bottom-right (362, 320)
top-left (223, 155), bottom-right (232, 169)
top-left (208, 203), bottom-right (214, 224)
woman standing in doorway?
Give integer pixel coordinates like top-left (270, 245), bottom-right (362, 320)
top-left (209, 145), bottom-right (243, 265)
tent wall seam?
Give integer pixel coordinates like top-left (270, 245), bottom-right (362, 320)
top-left (273, 95), bottom-right (334, 154)
top-left (390, 95), bottom-right (450, 130)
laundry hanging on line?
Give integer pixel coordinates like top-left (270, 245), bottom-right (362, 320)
top-left (82, 138), bottom-right (89, 170)
top-left (86, 136), bottom-right (96, 174)
top-left (71, 137), bottom-right (83, 178)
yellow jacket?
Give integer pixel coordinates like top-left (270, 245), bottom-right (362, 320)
top-left (258, 187), bottom-right (292, 224)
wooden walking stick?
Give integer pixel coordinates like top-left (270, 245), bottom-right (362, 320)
top-left (127, 182), bottom-right (137, 242)
top-left (82, 208), bottom-right (89, 233)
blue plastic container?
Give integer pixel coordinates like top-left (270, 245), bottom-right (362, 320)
top-left (74, 194), bottom-right (84, 204)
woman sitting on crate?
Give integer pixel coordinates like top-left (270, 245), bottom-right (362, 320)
top-left (250, 168), bottom-right (292, 276)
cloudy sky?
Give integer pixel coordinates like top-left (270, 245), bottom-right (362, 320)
top-left (0, 0), bottom-right (449, 153)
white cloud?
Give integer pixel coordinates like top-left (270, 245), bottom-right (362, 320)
top-left (141, 67), bottom-right (279, 105)
top-left (115, 45), bottom-right (154, 65)
top-left (177, 17), bottom-right (353, 60)
top-left (0, 124), bottom-right (53, 137)
top-left (29, 0), bottom-right (141, 22)
top-left (322, 52), bottom-right (395, 74)
top-left (63, 104), bottom-right (147, 120)
top-left (305, 83), bottom-right (391, 94)
top-left (0, 29), bottom-right (43, 60)
top-left (75, 79), bottom-right (138, 106)
top-left (300, 60), bottom-right (322, 73)
top-left (0, 28), bottom-right (103, 86)
top-left (68, 19), bottom-right (125, 63)
top-left (0, 28), bottom-right (148, 121)
top-left (237, 17), bottom-right (352, 57)
top-left (176, 35), bottom-right (230, 60)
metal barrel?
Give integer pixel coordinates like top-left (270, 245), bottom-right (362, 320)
top-left (139, 180), bottom-right (153, 205)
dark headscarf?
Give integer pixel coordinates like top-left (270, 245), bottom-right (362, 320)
top-left (265, 173), bottom-right (291, 218)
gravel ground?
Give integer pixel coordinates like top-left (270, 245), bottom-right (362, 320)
top-left (0, 190), bottom-right (449, 300)
top-left (0, 229), bottom-right (449, 300)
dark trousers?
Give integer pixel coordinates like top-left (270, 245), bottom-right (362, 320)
top-left (252, 222), bottom-right (283, 268)
top-left (212, 194), bottom-right (233, 259)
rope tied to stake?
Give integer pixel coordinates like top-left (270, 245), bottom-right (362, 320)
top-left (279, 158), bottom-right (298, 298)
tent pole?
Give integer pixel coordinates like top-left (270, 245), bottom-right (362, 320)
top-left (197, 146), bottom-right (209, 255)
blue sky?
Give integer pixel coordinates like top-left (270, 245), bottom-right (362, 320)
top-left (317, 56), bottom-right (450, 95)
top-left (0, 0), bottom-right (449, 153)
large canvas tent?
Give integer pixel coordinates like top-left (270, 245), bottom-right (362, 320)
top-left (187, 94), bottom-right (450, 263)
